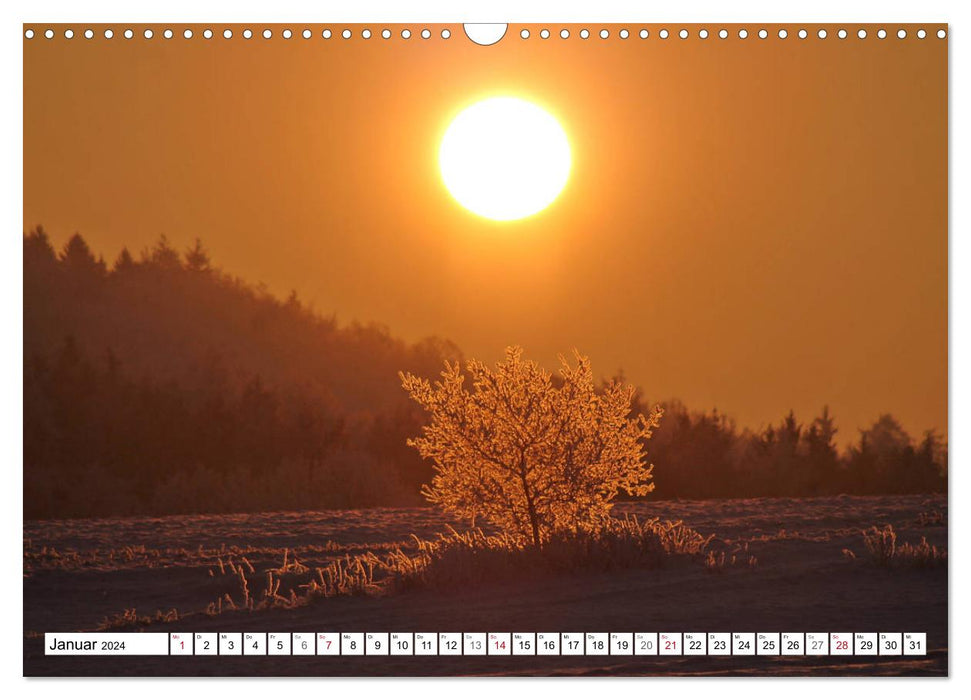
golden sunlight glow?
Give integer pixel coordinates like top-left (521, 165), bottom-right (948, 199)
top-left (439, 97), bottom-right (572, 221)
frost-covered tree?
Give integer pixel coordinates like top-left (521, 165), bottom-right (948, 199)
top-left (400, 346), bottom-right (663, 546)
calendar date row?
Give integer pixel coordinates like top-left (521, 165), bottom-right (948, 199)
top-left (45, 632), bottom-right (927, 657)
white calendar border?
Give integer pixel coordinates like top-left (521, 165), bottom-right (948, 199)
top-left (3, 0), bottom-right (964, 698)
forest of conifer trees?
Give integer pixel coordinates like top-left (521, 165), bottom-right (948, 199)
top-left (23, 229), bottom-right (947, 519)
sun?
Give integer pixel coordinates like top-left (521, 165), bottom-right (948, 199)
top-left (439, 97), bottom-right (572, 222)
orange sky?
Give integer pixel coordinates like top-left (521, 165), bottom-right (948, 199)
top-left (23, 24), bottom-right (948, 441)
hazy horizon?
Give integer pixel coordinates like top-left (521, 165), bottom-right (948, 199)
top-left (24, 26), bottom-right (947, 439)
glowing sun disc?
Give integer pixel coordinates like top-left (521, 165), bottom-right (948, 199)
top-left (439, 97), bottom-right (572, 221)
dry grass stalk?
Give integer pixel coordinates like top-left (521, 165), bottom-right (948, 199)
top-left (862, 525), bottom-right (896, 565)
top-left (861, 524), bottom-right (946, 568)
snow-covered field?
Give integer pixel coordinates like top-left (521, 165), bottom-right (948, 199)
top-left (24, 494), bottom-right (947, 676)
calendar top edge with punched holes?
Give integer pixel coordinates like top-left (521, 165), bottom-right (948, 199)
top-left (22, 13), bottom-right (948, 679)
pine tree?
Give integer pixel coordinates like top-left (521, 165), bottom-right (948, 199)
top-left (24, 227), bottom-right (57, 267)
top-left (113, 247), bottom-right (135, 273)
top-left (184, 238), bottom-right (211, 272)
top-left (147, 234), bottom-right (182, 271)
top-left (60, 233), bottom-right (105, 277)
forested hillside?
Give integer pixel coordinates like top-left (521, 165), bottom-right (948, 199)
top-left (23, 229), bottom-right (946, 519)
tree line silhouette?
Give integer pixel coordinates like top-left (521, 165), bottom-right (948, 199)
top-left (628, 398), bottom-right (945, 500)
top-left (23, 229), bottom-right (946, 519)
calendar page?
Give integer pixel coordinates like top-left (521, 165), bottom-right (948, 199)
top-left (22, 20), bottom-right (947, 677)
